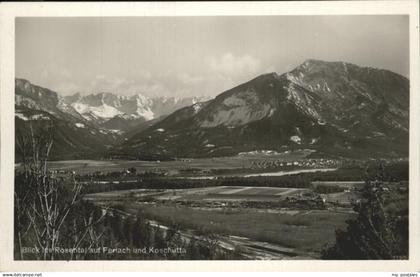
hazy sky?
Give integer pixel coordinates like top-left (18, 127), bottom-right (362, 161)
top-left (16, 16), bottom-right (409, 98)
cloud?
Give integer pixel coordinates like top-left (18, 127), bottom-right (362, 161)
top-left (54, 81), bottom-right (80, 94)
top-left (196, 52), bottom-right (264, 96)
top-left (177, 72), bottom-right (204, 85)
top-left (136, 69), bottom-right (152, 80)
top-left (208, 52), bottom-right (261, 77)
top-left (41, 54), bottom-right (266, 98)
top-left (136, 83), bottom-right (169, 97)
top-left (263, 65), bottom-right (277, 74)
top-left (40, 64), bottom-right (72, 81)
top-left (37, 64), bottom-right (78, 94)
top-left (89, 75), bottom-right (128, 93)
top-left (85, 74), bottom-right (170, 97)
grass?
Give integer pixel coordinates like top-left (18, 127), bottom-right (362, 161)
top-left (133, 203), bottom-right (353, 253)
top-left (45, 149), bottom-right (312, 174)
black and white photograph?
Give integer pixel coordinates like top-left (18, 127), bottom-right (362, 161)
top-left (1, 0), bottom-right (419, 273)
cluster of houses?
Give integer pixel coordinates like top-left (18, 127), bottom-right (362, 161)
top-left (49, 169), bottom-right (76, 176)
top-left (249, 158), bottom-right (343, 169)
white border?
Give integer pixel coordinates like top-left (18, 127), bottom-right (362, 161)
top-left (0, 1), bottom-right (419, 272)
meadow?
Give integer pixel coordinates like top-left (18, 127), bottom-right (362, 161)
top-left (116, 201), bottom-right (354, 256)
top-left (45, 150), bottom-right (314, 174)
top-left (51, 156), bottom-right (408, 259)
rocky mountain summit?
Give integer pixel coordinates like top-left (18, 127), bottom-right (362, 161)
top-left (115, 59), bottom-right (409, 159)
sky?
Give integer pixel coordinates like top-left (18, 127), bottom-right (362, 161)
top-left (16, 16), bottom-right (409, 98)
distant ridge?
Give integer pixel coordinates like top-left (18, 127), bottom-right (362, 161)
top-left (113, 59), bottom-right (409, 159)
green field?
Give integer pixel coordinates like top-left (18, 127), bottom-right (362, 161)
top-left (156, 186), bottom-right (311, 202)
top-left (79, 158), bottom-right (407, 259)
top-left (134, 203), bottom-right (353, 254)
top-left (45, 150), bottom-right (313, 174)
top-left (86, 186), bottom-right (311, 202)
top-left (86, 184), bottom-right (357, 257)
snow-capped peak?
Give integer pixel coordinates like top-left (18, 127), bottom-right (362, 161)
top-left (72, 102), bottom-right (123, 119)
top-left (63, 92), bottom-right (207, 123)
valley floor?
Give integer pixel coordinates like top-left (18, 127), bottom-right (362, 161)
top-left (86, 188), bottom-right (355, 259)
top-left (21, 154), bottom-right (407, 260)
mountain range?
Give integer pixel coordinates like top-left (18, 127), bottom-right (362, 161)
top-left (15, 79), bottom-right (114, 160)
top-left (14, 79), bottom-right (208, 160)
top-left (63, 92), bottom-right (209, 130)
top-left (15, 59), bottom-right (409, 160)
top-left (113, 59), bottom-right (409, 159)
